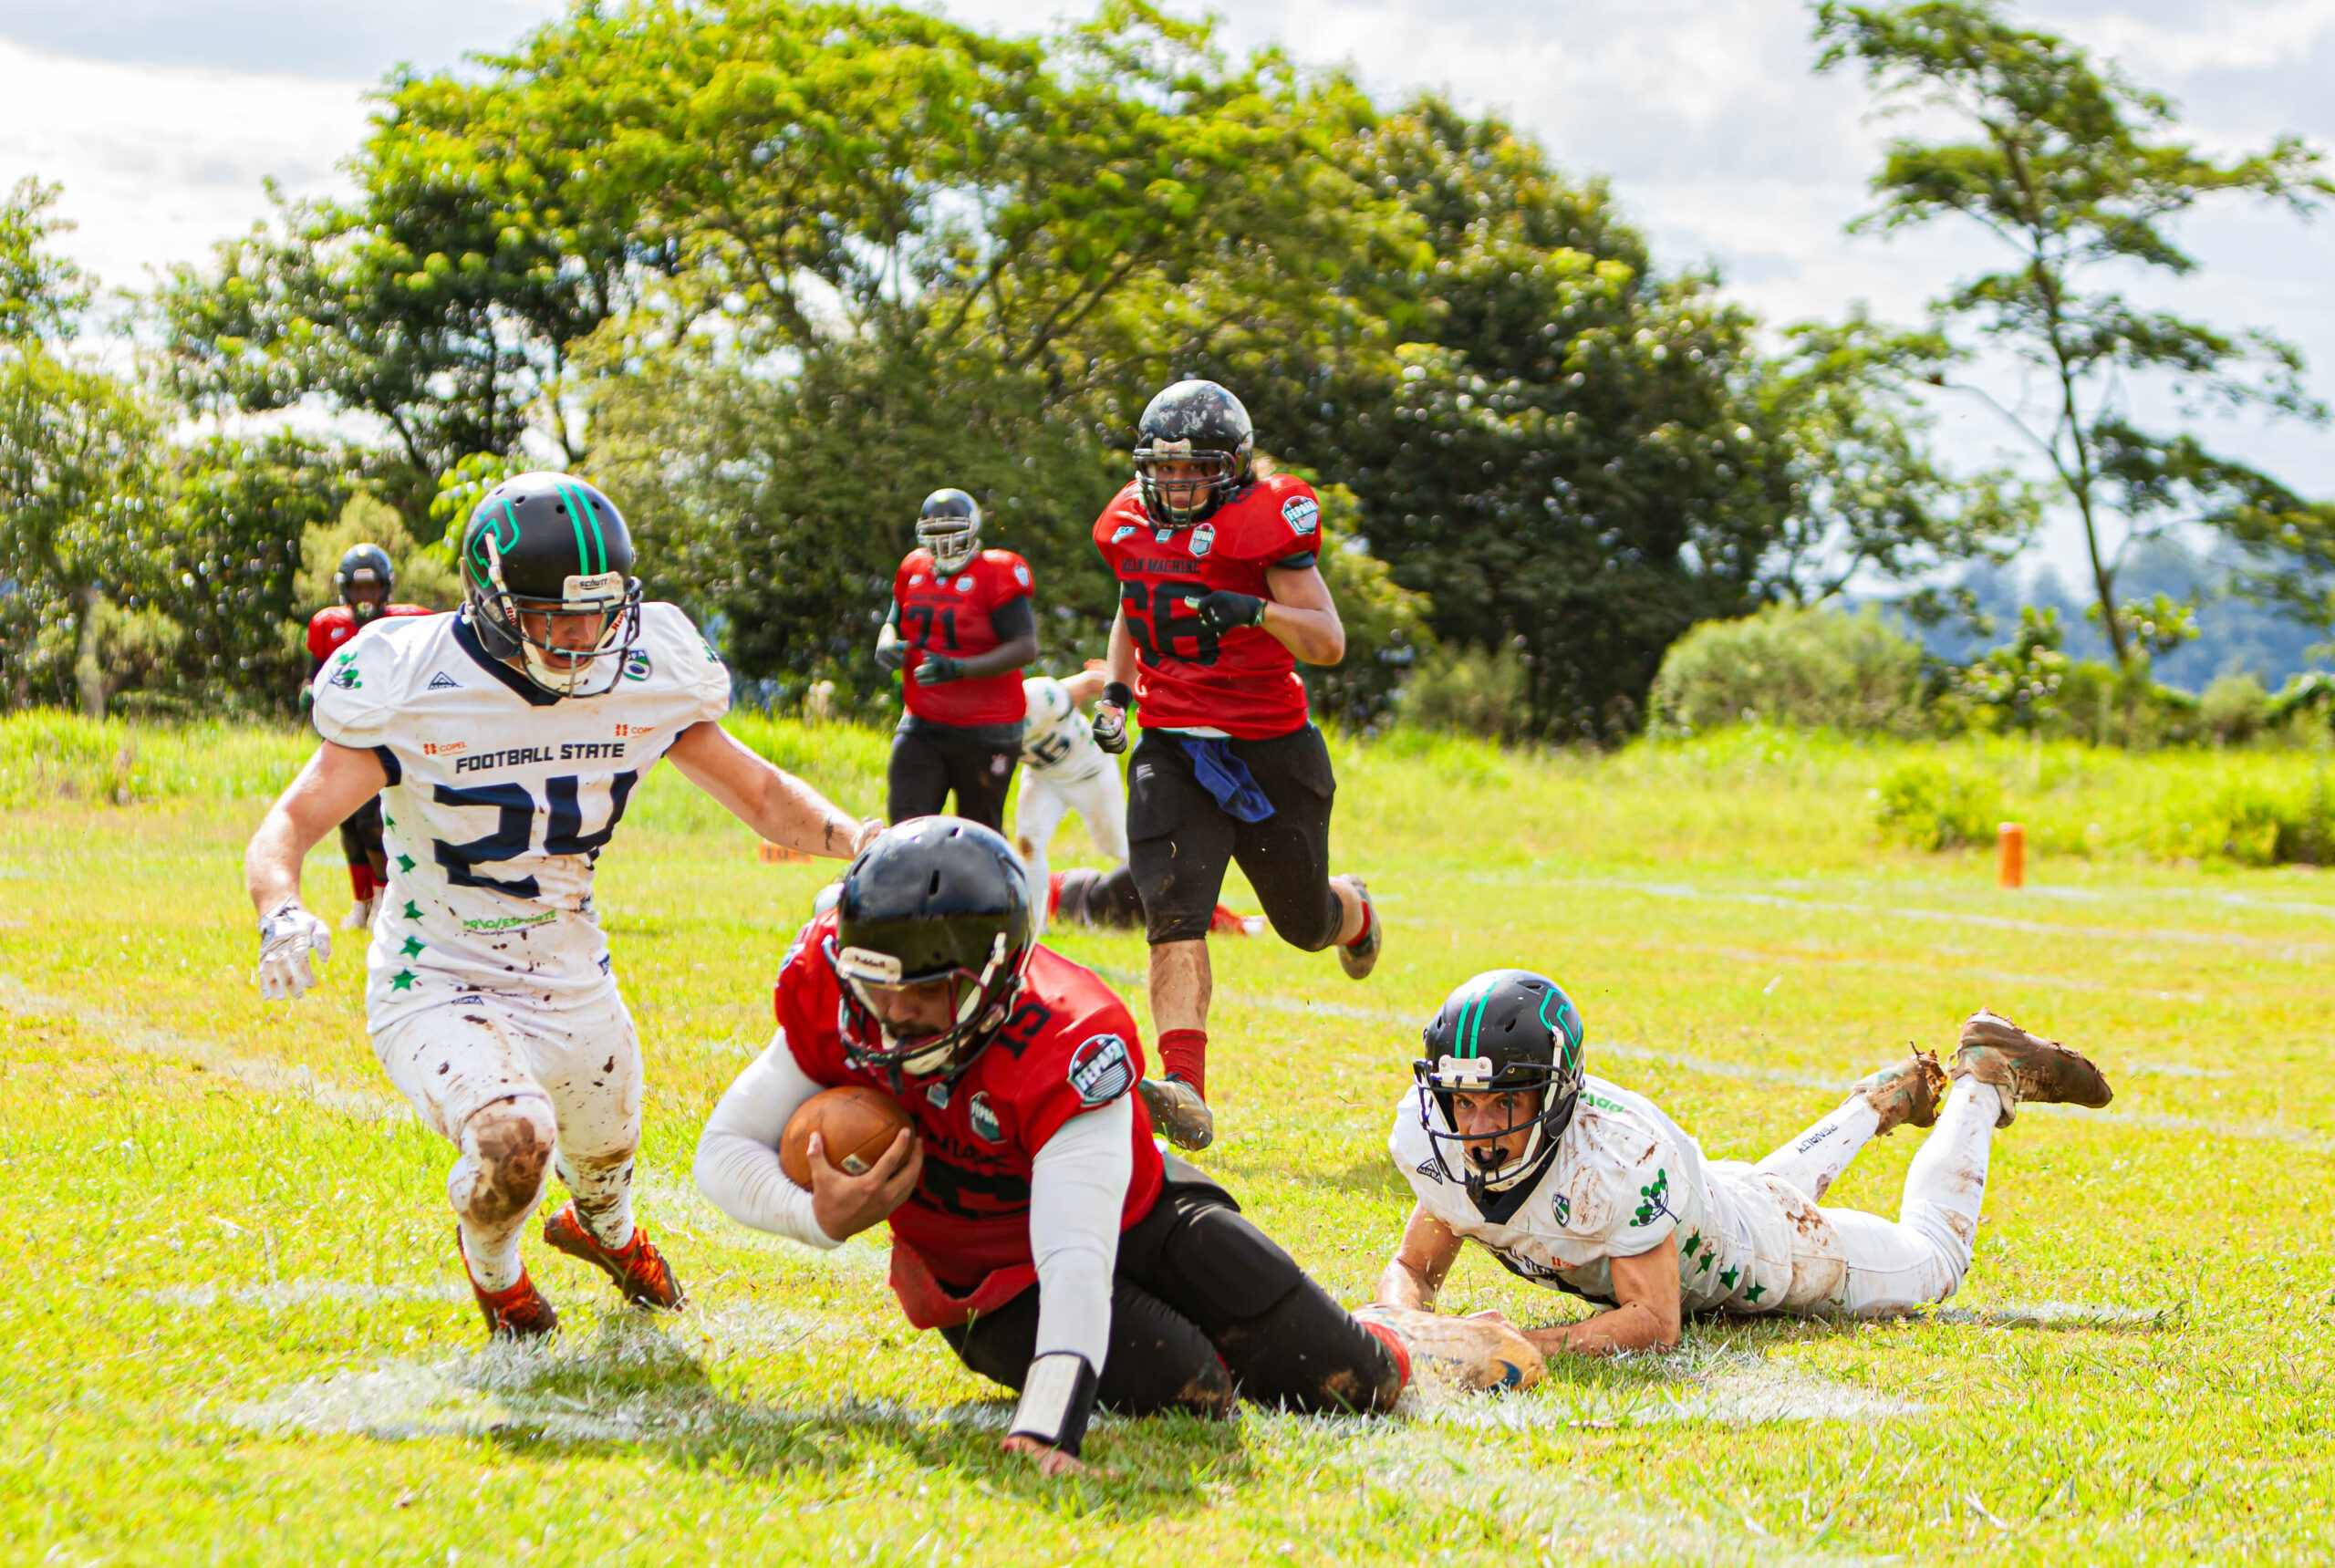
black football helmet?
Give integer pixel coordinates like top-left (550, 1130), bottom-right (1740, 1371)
top-left (1413, 970), bottom-right (1586, 1223)
top-left (1133, 379), bottom-right (1254, 526)
top-left (459, 471), bottom-right (643, 698)
top-left (336, 543), bottom-right (395, 623)
top-left (831, 817), bottom-right (1035, 1081)
top-left (916, 488), bottom-right (982, 576)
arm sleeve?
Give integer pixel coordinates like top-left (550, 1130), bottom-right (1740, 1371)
top-left (1026, 1096), bottom-right (1133, 1366)
top-left (690, 1027), bottom-right (843, 1251)
top-left (989, 594), bottom-right (1035, 642)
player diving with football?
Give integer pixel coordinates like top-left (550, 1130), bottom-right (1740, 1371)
top-left (693, 819), bottom-right (1540, 1477)
top-left (1090, 380), bottom-right (1381, 1151)
top-left (874, 488), bottom-right (1038, 834)
top-left (301, 543), bottom-right (433, 930)
top-left (1375, 971), bottom-right (2115, 1352)
top-left (244, 472), bottom-right (881, 1338)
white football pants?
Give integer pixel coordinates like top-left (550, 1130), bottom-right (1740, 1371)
top-left (1719, 1076), bottom-right (2001, 1316)
top-left (1013, 765), bottom-right (1127, 933)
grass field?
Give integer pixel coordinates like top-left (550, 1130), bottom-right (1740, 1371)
top-left (7, 714), bottom-right (2334, 1564)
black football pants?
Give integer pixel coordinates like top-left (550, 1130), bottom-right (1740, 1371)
top-left (1126, 724), bottom-right (1342, 949)
top-left (939, 1179), bottom-right (1401, 1418)
top-left (887, 720), bottom-right (1019, 833)
top-left (337, 793), bottom-right (386, 874)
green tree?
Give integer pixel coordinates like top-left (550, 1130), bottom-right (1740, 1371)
top-left (1815, 0), bottom-right (2331, 667)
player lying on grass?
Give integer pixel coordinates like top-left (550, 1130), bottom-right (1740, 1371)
top-left (1375, 971), bottom-right (2114, 1352)
top-left (693, 819), bottom-right (1537, 1477)
top-left (244, 471), bottom-right (879, 1339)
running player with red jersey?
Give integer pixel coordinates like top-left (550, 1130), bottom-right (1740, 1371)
top-left (693, 821), bottom-right (1527, 1476)
top-left (1089, 380), bottom-right (1381, 1150)
top-left (302, 543), bottom-right (433, 929)
top-left (873, 489), bottom-right (1038, 832)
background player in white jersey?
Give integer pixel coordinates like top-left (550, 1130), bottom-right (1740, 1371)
top-left (1375, 971), bottom-right (2113, 1352)
top-left (243, 472), bottom-right (880, 1339)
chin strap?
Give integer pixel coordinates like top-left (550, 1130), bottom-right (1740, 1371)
top-left (1010, 1353), bottom-right (1099, 1458)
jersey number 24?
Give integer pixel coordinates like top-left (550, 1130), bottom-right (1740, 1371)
top-left (431, 772), bottom-right (640, 897)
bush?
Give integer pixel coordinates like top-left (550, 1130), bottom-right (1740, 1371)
top-left (1398, 644), bottom-right (1530, 740)
top-left (1873, 760), bottom-right (2003, 850)
top-left (1650, 603), bottom-right (1923, 734)
top-left (2200, 671), bottom-right (2271, 745)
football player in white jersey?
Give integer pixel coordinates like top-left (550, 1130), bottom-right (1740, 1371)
top-left (1375, 971), bottom-right (2113, 1353)
top-left (243, 472), bottom-right (880, 1339)
top-left (1012, 668), bottom-right (1125, 935)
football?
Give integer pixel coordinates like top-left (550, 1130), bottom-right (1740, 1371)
top-left (779, 1085), bottom-right (916, 1187)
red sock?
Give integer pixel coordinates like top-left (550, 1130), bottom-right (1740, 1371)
top-left (1157, 1029), bottom-right (1208, 1100)
top-left (1358, 1319), bottom-right (1413, 1397)
top-left (1047, 871), bottom-right (1064, 919)
top-left (1344, 898), bottom-right (1374, 948)
top-left (348, 863), bottom-right (375, 901)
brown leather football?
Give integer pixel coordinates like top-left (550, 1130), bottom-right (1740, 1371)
top-left (779, 1085), bottom-right (916, 1187)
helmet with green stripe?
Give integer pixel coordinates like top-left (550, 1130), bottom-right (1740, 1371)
top-left (460, 471), bottom-right (643, 698)
top-left (1413, 969), bottom-right (1585, 1220)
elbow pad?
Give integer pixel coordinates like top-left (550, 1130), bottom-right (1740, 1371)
top-left (1009, 1352), bottom-right (1099, 1457)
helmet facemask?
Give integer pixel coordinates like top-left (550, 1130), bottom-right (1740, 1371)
top-left (1413, 1055), bottom-right (1580, 1210)
top-left (1133, 441), bottom-right (1248, 527)
top-left (917, 515), bottom-right (981, 576)
top-left (834, 929), bottom-right (1026, 1080)
top-left (467, 530), bottom-right (643, 699)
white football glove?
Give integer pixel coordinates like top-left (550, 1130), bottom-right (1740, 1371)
top-left (255, 901), bottom-right (334, 1002)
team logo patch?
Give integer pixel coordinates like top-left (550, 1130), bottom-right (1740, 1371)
top-left (1282, 494), bottom-right (1320, 535)
top-left (622, 649), bottom-right (653, 681)
top-left (1111, 525), bottom-right (1137, 543)
top-left (1067, 1033), bottom-right (1135, 1107)
top-left (1153, 528), bottom-right (1175, 544)
top-left (1189, 524), bottom-right (1215, 557)
top-left (1631, 1168), bottom-right (1674, 1228)
top-left (956, 575), bottom-right (975, 594)
top-left (968, 1090), bottom-right (1002, 1143)
top-left (702, 639), bottom-right (723, 665)
top-left (427, 671), bottom-right (460, 691)
top-left (926, 1082), bottom-right (952, 1111)
top-left (1013, 563), bottom-right (1031, 587)
top-left (909, 573), bottom-right (925, 587)
top-left (328, 650), bottom-right (361, 690)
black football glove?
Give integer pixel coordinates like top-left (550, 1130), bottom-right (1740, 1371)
top-left (1092, 680), bottom-right (1133, 754)
top-left (1188, 589), bottom-right (1265, 634)
top-left (914, 653), bottom-right (965, 685)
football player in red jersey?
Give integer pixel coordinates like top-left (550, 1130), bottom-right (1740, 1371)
top-left (301, 543), bottom-right (433, 929)
top-left (1088, 380), bottom-right (1382, 1150)
top-left (873, 489), bottom-right (1038, 833)
top-left (693, 821), bottom-right (1533, 1475)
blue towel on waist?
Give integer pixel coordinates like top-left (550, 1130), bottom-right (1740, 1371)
top-left (1181, 738), bottom-right (1275, 823)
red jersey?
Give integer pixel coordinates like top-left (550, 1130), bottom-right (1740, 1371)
top-left (306, 602), bottom-right (432, 663)
top-left (773, 912), bottom-right (1164, 1285)
top-left (893, 548), bottom-right (1033, 727)
top-left (1092, 472), bottom-right (1322, 738)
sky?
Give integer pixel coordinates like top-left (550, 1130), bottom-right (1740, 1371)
top-left (3, 0), bottom-right (2331, 586)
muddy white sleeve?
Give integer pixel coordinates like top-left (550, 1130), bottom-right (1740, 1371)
top-left (1025, 1096), bottom-right (1132, 1367)
top-left (691, 1027), bottom-right (840, 1250)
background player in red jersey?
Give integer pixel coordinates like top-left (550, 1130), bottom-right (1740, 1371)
top-left (1089, 380), bottom-right (1382, 1150)
top-left (873, 489), bottom-right (1038, 832)
top-left (692, 820), bottom-right (1479, 1476)
top-left (301, 542), bottom-right (432, 929)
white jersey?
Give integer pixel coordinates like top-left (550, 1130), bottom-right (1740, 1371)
top-left (1391, 1075), bottom-right (1786, 1313)
top-left (310, 603), bottom-right (731, 1018)
top-left (1019, 676), bottom-right (1109, 784)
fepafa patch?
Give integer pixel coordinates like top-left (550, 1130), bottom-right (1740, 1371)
top-left (1282, 494), bottom-right (1320, 535)
top-left (1013, 562), bottom-right (1031, 587)
top-left (968, 1091), bottom-right (1003, 1144)
top-left (1067, 1033), bottom-right (1134, 1107)
top-left (1189, 524), bottom-right (1215, 557)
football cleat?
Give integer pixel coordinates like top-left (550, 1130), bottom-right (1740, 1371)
top-left (1854, 1047), bottom-right (1949, 1137)
top-left (1136, 1075), bottom-right (1215, 1151)
top-left (1209, 903), bottom-right (1261, 936)
top-left (457, 1229), bottom-right (559, 1340)
top-left (1337, 878), bottom-right (1381, 980)
top-left (1351, 1303), bottom-right (1544, 1394)
top-left (341, 898), bottom-right (376, 932)
top-left (542, 1201), bottom-right (687, 1311)
top-left (1953, 1009), bottom-right (2113, 1128)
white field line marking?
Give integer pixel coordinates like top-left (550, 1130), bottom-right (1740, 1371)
top-left (144, 1280), bottom-right (466, 1310)
top-left (1238, 994), bottom-right (2331, 1149)
top-left (0, 975), bottom-right (408, 1122)
top-left (1627, 938), bottom-right (2212, 1003)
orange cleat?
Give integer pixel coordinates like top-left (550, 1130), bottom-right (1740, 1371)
top-left (542, 1201), bottom-right (687, 1311)
top-left (1209, 903), bottom-right (1261, 935)
top-left (457, 1228), bottom-right (559, 1340)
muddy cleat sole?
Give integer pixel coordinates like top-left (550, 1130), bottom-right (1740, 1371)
top-left (1136, 1075), bottom-right (1215, 1151)
top-left (1855, 1047), bottom-right (1949, 1136)
top-left (1954, 1009), bottom-right (2113, 1127)
top-left (542, 1201), bottom-right (687, 1311)
top-left (1338, 878), bottom-right (1381, 981)
top-left (457, 1228), bottom-right (559, 1340)
top-left (1352, 1303), bottom-right (1544, 1394)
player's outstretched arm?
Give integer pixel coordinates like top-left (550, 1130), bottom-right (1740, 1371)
top-left (243, 742), bottom-right (390, 1001)
top-left (1375, 1203), bottom-right (1465, 1311)
top-left (667, 721), bottom-right (882, 858)
top-left (1525, 1235), bottom-right (1684, 1358)
top-left (1060, 668), bottom-right (1108, 707)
